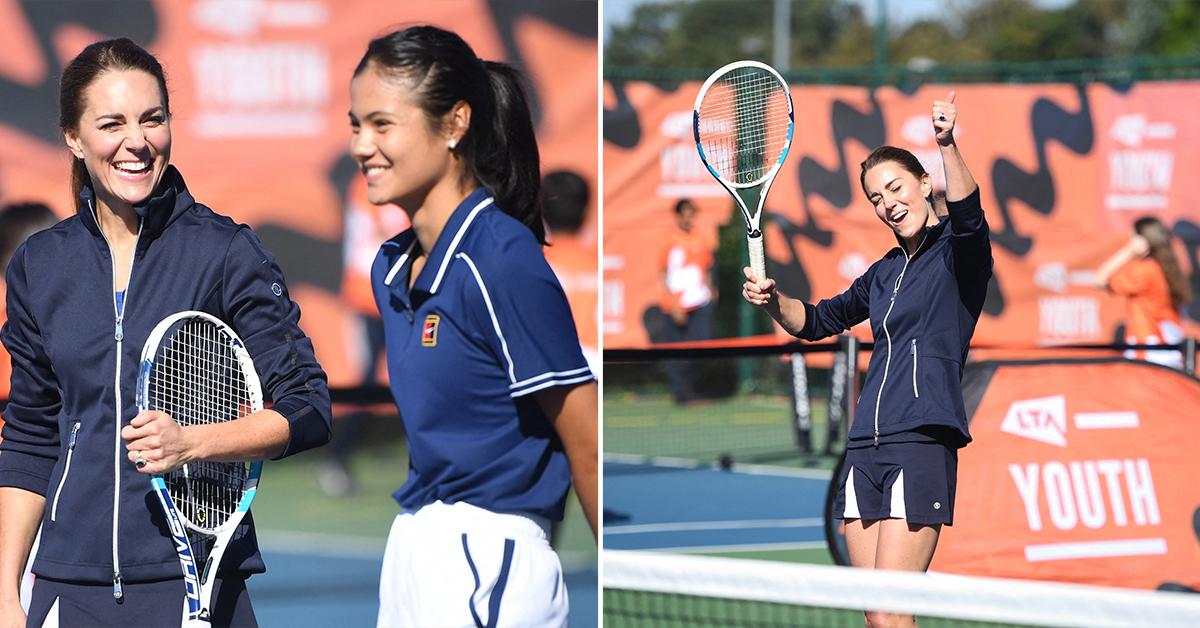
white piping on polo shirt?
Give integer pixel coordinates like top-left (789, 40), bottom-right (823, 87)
top-left (430, 196), bottom-right (495, 293)
top-left (457, 252), bottom-right (594, 398)
top-left (384, 241), bottom-right (417, 286)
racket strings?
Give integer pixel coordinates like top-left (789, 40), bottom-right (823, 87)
top-left (150, 318), bottom-right (252, 533)
top-left (697, 69), bottom-right (791, 184)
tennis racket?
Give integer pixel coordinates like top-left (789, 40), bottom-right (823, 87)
top-left (694, 60), bottom-right (793, 282)
top-left (136, 311), bottom-right (264, 626)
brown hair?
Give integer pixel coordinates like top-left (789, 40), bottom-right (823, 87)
top-left (59, 38), bottom-right (169, 207)
top-left (859, 145), bottom-right (932, 203)
top-left (1134, 217), bottom-right (1191, 310)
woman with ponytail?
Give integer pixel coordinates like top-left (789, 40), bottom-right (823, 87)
top-left (348, 26), bottom-right (597, 627)
top-left (1093, 217), bottom-right (1192, 368)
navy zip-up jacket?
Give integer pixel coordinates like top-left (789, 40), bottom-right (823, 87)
top-left (0, 166), bottom-right (331, 585)
top-left (798, 188), bottom-right (992, 447)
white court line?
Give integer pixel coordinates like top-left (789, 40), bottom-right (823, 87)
top-left (604, 452), bottom-right (833, 480)
top-left (667, 541), bottom-right (828, 554)
top-left (605, 518), bottom-right (824, 535)
top-left (1074, 412), bottom-right (1139, 429)
top-left (1025, 538), bottom-right (1167, 561)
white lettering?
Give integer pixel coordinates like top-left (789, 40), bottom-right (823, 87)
top-left (191, 44), bottom-right (329, 108)
top-left (1009, 463), bottom-right (1043, 531)
top-left (1038, 296), bottom-right (1101, 341)
top-left (1069, 461), bottom-right (1105, 529)
top-left (1109, 150), bottom-right (1174, 192)
top-left (1125, 458), bottom-right (1161, 525)
top-left (1096, 459), bottom-right (1128, 526)
top-left (1043, 462), bottom-right (1078, 530)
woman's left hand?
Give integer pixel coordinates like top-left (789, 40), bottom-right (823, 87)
top-left (933, 90), bottom-right (957, 146)
top-left (121, 410), bottom-right (195, 474)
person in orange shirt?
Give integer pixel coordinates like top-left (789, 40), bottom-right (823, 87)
top-left (653, 198), bottom-right (716, 404)
top-left (1093, 217), bottom-right (1192, 368)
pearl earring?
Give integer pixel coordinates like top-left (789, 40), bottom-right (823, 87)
top-left (448, 138), bottom-right (457, 149)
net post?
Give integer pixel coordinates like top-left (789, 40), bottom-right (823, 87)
top-left (844, 334), bottom-right (859, 436)
top-left (1186, 337), bottom-right (1197, 376)
top-left (790, 353), bottom-right (812, 453)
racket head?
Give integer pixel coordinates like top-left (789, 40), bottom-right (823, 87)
top-left (693, 60), bottom-right (794, 190)
top-left (137, 311), bottom-right (264, 535)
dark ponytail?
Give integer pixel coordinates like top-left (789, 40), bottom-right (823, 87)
top-left (354, 26), bottom-right (545, 244)
top-left (59, 38), bottom-right (170, 208)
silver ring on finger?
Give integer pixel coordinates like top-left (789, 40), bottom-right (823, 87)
top-left (135, 451), bottom-right (146, 469)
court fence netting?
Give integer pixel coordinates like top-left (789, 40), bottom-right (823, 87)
top-left (603, 550), bottom-right (1200, 628)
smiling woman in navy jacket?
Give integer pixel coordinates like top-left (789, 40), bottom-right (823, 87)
top-left (0, 39), bottom-right (331, 627)
top-left (744, 92), bottom-right (991, 628)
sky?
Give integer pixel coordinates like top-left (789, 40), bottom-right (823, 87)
top-left (601, 0), bottom-right (1077, 39)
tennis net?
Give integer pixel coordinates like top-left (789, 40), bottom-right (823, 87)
top-left (604, 550), bottom-right (1200, 627)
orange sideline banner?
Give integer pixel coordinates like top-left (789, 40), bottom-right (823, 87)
top-left (0, 1), bottom-right (597, 398)
top-left (932, 359), bottom-right (1200, 590)
top-left (603, 80), bottom-right (1200, 349)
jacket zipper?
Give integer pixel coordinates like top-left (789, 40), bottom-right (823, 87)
top-left (911, 339), bottom-right (920, 398)
top-left (871, 233), bottom-right (928, 446)
top-left (91, 198), bottom-right (142, 602)
top-left (50, 421), bottom-right (82, 522)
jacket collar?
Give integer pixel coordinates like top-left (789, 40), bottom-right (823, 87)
top-left (78, 165), bottom-right (193, 241)
top-left (382, 188), bottom-right (495, 296)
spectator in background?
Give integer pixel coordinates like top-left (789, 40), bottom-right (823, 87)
top-left (0, 202), bottom-right (59, 419)
top-left (1092, 216), bottom-right (1192, 368)
top-left (542, 170), bottom-right (599, 374)
top-left (649, 198), bottom-right (716, 405)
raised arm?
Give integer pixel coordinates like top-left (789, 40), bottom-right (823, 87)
top-left (743, 265), bottom-right (873, 340)
top-left (933, 90), bottom-right (978, 203)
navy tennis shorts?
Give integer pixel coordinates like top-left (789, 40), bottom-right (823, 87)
top-left (833, 439), bottom-right (958, 526)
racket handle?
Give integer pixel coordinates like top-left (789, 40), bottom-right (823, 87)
top-left (747, 231), bottom-right (767, 282)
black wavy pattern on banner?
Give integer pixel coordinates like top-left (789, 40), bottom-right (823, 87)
top-left (0, 1), bottom-right (158, 144)
top-left (486, 0), bottom-right (597, 128)
top-left (770, 95), bottom-right (885, 302)
top-left (602, 80), bottom-right (642, 149)
top-left (989, 84), bottom-right (1094, 256)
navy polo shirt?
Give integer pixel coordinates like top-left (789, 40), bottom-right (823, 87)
top-left (371, 188), bottom-right (594, 521)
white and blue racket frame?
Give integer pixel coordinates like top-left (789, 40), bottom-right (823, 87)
top-left (135, 310), bottom-right (264, 626)
top-left (693, 59), bottom-right (795, 281)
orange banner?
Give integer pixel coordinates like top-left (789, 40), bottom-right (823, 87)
top-left (933, 359), bottom-right (1200, 590)
top-left (604, 80), bottom-right (1200, 349)
top-left (0, 1), bottom-right (597, 395)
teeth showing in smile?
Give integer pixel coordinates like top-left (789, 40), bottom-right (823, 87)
top-left (364, 165), bottom-right (388, 176)
top-left (114, 161), bottom-right (149, 173)
top-left (890, 210), bottom-right (908, 224)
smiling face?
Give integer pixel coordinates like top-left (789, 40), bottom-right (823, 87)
top-left (64, 69), bottom-right (171, 213)
top-left (863, 160), bottom-right (934, 249)
top-left (349, 63), bottom-right (464, 211)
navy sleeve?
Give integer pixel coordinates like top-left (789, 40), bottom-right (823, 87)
top-left (799, 265), bottom-right (873, 341)
top-left (947, 187), bottom-right (993, 281)
top-left (460, 235), bottom-right (594, 398)
top-left (222, 229), bottom-right (332, 459)
top-left (0, 243), bottom-right (62, 495)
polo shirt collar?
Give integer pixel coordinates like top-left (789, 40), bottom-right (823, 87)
top-left (382, 188), bottom-right (495, 295)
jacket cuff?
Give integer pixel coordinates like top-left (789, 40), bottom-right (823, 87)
top-left (0, 450), bottom-right (55, 496)
top-left (269, 395), bottom-right (332, 460)
top-left (799, 302), bottom-right (819, 341)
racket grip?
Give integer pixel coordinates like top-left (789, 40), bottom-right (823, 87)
top-left (748, 231), bottom-right (767, 282)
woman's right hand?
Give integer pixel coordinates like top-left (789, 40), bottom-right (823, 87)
top-left (742, 266), bottom-right (776, 307)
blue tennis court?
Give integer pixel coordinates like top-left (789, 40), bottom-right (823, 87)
top-left (603, 460), bottom-right (831, 554)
